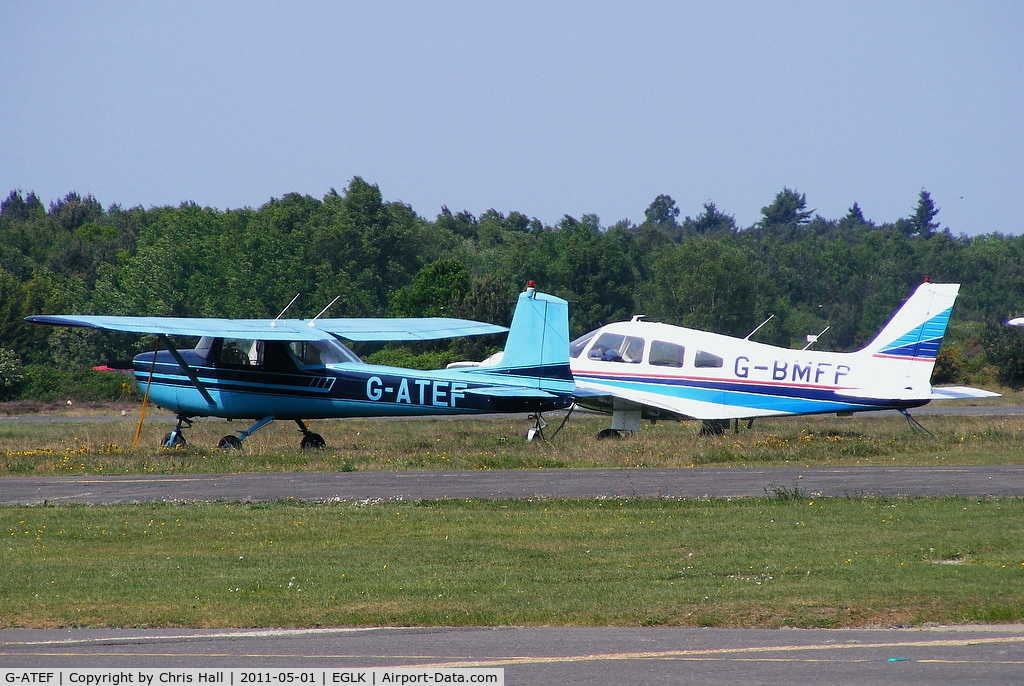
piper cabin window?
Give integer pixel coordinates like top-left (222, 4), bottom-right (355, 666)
top-left (588, 332), bottom-right (645, 363)
top-left (649, 340), bottom-right (685, 368)
top-left (569, 330), bottom-right (599, 358)
top-left (694, 350), bottom-right (724, 368)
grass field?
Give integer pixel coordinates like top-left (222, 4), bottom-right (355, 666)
top-left (1, 402), bottom-right (1023, 630)
top-left (3, 497), bottom-right (1024, 629)
top-left (1, 400), bottom-right (1023, 475)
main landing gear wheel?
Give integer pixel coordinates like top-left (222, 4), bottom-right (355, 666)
top-left (596, 428), bottom-right (623, 440)
top-left (293, 419), bottom-right (326, 450)
top-left (300, 433), bottom-right (326, 450)
top-left (218, 435), bottom-right (243, 450)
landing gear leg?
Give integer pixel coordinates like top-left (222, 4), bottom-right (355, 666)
top-left (295, 419), bottom-right (326, 450)
top-left (218, 416), bottom-right (277, 450)
top-left (162, 415), bottom-right (192, 447)
top-left (731, 418), bottom-right (754, 433)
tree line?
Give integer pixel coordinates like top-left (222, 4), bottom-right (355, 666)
top-left (2, 178), bottom-right (1024, 393)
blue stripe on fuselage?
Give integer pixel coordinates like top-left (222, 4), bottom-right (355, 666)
top-left (134, 360), bottom-right (573, 419)
top-left (574, 371), bottom-right (919, 415)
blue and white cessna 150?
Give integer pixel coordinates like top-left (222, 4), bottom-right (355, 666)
top-left (27, 283), bottom-right (573, 449)
top-left (567, 280), bottom-right (997, 436)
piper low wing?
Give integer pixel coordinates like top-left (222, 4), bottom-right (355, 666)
top-left (27, 283), bottom-right (574, 449)
top-left (567, 280), bottom-right (998, 436)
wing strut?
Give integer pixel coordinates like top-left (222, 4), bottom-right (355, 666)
top-left (156, 334), bottom-right (216, 407)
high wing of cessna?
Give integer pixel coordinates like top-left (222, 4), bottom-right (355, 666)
top-left (567, 280), bottom-right (998, 437)
top-left (26, 283), bottom-right (574, 449)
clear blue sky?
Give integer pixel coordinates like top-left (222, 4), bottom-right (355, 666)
top-left (3, 1), bottom-right (1022, 235)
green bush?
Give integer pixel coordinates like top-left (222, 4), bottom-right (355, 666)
top-left (932, 345), bottom-right (966, 384)
top-left (363, 346), bottom-right (460, 371)
top-left (12, 365), bottom-right (137, 402)
top-left (0, 348), bottom-right (25, 399)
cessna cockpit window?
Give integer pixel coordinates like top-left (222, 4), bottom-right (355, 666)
top-left (649, 340), bottom-right (685, 368)
top-left (195, 337), bottom-right (215, 360)
top-left (694, 350), bottom-right (724, 368)
top-left (589, 332), bottom-right (645, 363)
top-left (219, 339), bottom-right (258, 366)
top-left (289, 339), bottom-right (360, 366)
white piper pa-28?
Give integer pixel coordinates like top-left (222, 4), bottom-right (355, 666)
top-left (566, 280), bottom-right (997, 436)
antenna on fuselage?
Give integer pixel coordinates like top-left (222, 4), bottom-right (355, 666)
top-left (802, 325), bottom-right (830, 350)
top-left (744, 313), bottom-right (774, 340)
top-left (271, 293), bottom-right (301, 328)
top-left (308, 295), bottom-right (341, 326)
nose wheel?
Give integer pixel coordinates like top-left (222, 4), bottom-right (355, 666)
top-left (162, 416), bottom-right (192, 447)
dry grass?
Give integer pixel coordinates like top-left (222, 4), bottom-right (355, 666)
top-left (2, 402), bottom-right (1024, 475)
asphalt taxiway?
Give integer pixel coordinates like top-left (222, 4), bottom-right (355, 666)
top-left (2, 465), bottom-right (1023, 505)
top-left (2, 625), bottom-right (1023, 684)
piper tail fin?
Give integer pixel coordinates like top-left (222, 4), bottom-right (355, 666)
top-left (858, 280), bottom-right (959, 388)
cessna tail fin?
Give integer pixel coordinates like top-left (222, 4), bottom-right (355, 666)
top-left (490, 282), bottom-right (572, 384)
top-left (458, 282), bottom-right (573, 394)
